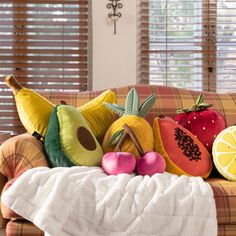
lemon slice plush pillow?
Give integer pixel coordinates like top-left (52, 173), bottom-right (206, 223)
top-left (212, 126), bottom-right (236, 181)
top-left (44, 105), bottom-right (103, 167)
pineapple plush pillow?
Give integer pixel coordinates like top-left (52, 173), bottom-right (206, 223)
top-left (102, 88), bottom-right (156, 158)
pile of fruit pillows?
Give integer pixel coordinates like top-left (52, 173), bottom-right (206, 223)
top-left (8, 76), bottom-right (236, 181)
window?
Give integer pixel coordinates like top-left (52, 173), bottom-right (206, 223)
top-left (0, 0), bottom-right (88, 134)
top-left (140, 0), bottom-right (236, 92)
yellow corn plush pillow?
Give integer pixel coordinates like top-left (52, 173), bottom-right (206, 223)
top-left (212, 126), bottom-right (236, 181)
top-left (15, 88), bottom-right (54, 140)
top-left (45, 105), bottom-right (104, 167)
top-left (79, 90), bottom-right (117, 142)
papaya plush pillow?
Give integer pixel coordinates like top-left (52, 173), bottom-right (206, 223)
top-left (153, 116), bottom-right (212, 179)
top-left (44, 105), bottom-right (103, 167)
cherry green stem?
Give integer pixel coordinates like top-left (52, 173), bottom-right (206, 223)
top-left (114, 132), bottom-right (128, 152)
top-left (123, 124), bottom-right (144, 156)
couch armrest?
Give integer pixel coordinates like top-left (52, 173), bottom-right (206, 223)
top-left (0, 133), bottom-right (49, 179)
top-left (0, 133), bottom-right (49, 222)
top-left (0, 173), bottom-right (8, 228)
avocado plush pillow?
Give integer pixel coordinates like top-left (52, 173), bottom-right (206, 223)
top-left (44, 105), bottom-right (103, 167)
top-left (153, 116), bottom-right (212, 179)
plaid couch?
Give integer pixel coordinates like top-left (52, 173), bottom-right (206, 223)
top-left (1, 84), bottom-right (236, 235)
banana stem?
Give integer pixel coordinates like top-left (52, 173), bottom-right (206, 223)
top-left (5, 75), bottom-right (23, 95)
top-left (123, 124), bottom-right (144, 156)
top-left (60, 100), bottom-right (67, 105)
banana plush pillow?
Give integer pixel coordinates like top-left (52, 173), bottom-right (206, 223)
top-left (5, 75), bottom-right (116, 141)
top-left (79, 90), bottom-right (116, 142)
top-left (45, 105), bottom-right (103, 167)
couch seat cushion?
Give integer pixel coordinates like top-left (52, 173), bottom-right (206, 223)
top-left (1, 179), bottom-right (22, 220)
top-left (207, 177), bottom-right (236, 224)
top-left (6, 220), bottom-right (43, 236)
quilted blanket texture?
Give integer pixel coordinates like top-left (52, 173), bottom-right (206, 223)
top-left (2, 167), bottom-right (217, 236)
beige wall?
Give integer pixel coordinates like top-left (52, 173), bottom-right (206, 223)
top-left (92, 0), bottom-right (138, 90)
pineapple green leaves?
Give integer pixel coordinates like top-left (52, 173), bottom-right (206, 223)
top-left (104, 88), bottom-right (156, 118)
top-left (125, 88), bottom-right (140, 116)
top-left (138, 94), bottom-right (157, 118)
top-left (176, 93), bottom-right (213, 114)
top-left (104, 103), bottom-right (124, 117)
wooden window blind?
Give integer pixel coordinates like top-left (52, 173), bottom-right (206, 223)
top-left (0, 0), bottom-right (88, 134)
top-left (140, 0), bottom-right (236, 92)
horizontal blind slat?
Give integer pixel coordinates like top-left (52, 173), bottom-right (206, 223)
top-left (0, 0), bottom-right (88, 134)
top-left (140, 0), bottom-right (236, 92)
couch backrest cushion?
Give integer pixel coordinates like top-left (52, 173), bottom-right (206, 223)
top-left (40, 84), bottom-right (236, 128)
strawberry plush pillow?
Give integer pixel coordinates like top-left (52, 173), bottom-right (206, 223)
top-left (175, 94), bottom-right (226, 152)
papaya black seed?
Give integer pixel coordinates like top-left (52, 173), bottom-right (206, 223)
top-left (174, 128), bottom-right (201, 162)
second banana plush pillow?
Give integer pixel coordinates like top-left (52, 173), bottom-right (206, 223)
top-left (44, 105), bottom-right (103, 167)
top-left (6, 76), bottom-right (116, 142)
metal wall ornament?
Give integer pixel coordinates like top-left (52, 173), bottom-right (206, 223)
top-left (106, 0), bottom-right (123, 35)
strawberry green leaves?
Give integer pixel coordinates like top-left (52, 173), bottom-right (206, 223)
top-left (177, 93), bottom-right (213, 114)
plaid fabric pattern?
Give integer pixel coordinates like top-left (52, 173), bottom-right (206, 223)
top-left (2, 84), bottom-right (236, 235)
top-left (3, 220), bottom-right (236, 236)
top-left (0, 173), bottom-right (7, 229)
top-left (6, 220), bottom-right (43, 236)
top-left (0, 133), bottom-right (48, 179)
top-left (207, 178), bottom-right (236, 225)
top-left (40, 84), bottom-right (236, 128)
top-left (218, 224), bottom-right (236, 236)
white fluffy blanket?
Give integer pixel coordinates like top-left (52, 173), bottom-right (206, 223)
top-left (2, 167), bottom-right (217, 236)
